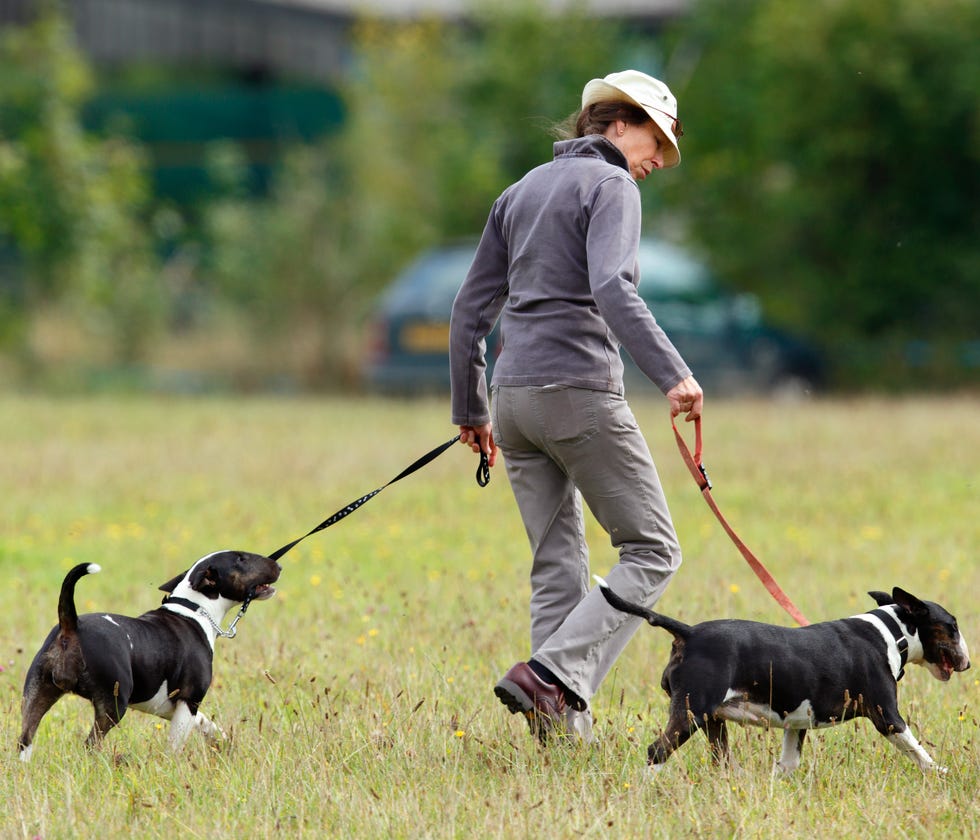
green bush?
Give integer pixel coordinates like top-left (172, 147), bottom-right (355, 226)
top-left (0, 12), bottom-right (166, 372)
top-left (671, 0), bottom-right (980, 383)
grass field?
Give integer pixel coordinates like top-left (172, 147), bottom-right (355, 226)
top-left (1, 394), bottom-right (977, 839)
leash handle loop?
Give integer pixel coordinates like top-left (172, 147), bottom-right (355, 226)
top-left (476, 449), bottom-right (490, 487)
top-left (672, 416), bottom-right (710, 491)
top-left (672, 415), bottom-right (809, 627)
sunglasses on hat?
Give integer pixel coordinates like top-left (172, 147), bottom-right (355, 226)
top-left (642, 103), bottom-right (684, 139)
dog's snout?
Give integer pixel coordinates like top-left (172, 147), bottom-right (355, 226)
top-left (956, 635), bottom-right (971, 671)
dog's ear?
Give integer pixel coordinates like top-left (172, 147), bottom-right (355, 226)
top-left (868, 590), bottom-right (893, 606)
top-left (159, 571), bottom-right (189, 593)
top-left (891, 587), bottom-right (928, 616)
top-left (188, 563), bottom-right (221, 598)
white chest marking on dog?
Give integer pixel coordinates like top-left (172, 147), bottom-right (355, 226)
top-left (716, 692), bottom-right (834, 730)
top-left (130, 681), bottom-right (176, 718)
top-left (160, 599), bottom-right (219, 652)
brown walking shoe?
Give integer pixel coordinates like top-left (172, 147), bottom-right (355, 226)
top-left (494, 661), bottom-right (567, 742)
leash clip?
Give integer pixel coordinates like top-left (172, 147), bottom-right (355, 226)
top-left (698, 462), bottom-right (712, 491)
top-left (211, 595), bottom-right (252, 640)
top-left (224, 598), bottom-right (251, 638)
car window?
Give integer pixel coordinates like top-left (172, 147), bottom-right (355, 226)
top-left (382, 247), bottom-right (475, 316)
top-left (635, 239), bottom-right (713, 302)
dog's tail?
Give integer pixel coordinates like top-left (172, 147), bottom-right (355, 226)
top-left (57, 563), bottom-right (101, 634)
top-left (48, 563), bottom-right (100, 690)
top-left (594, 575), bottom-right (691, 639)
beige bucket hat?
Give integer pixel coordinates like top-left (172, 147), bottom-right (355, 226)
top-left (581, 70), bottom-right (683, 168)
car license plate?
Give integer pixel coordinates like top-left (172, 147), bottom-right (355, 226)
top-left (401, 322), bottom-right (451, 353)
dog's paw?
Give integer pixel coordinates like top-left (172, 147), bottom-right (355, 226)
top-left (204, 722), bottom-right (227, 743)
top-left (773, 760), bottom-right (801, 775)
top-left (644, 762), bottom-right (666, 778)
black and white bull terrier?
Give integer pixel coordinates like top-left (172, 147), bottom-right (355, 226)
top-left (595, 577), bottom-right (970, 773)
top-left (19, 550), bottom-right (280, 761)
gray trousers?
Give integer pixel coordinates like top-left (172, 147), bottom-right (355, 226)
top-left (491, 384), bottom-right (682, 704)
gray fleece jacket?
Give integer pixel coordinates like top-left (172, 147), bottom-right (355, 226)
top-left (450, 134), bottom-right (692, 427)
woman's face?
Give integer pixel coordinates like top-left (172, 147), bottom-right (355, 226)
top-left (608, 120), bottom-right (666, 181)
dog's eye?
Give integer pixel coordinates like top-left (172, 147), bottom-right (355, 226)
top-left (933, 621), bottom-right (957, 640)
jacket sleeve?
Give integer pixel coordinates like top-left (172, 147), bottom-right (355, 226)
top-left (586, 176), bottom-right (692, 394)
top-left (449, 208), bottom-right (510, 426)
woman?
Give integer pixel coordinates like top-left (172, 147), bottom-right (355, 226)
top-left (449, 70), bottom-right (703, 742)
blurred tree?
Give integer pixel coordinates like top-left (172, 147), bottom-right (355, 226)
top-left (4, 2), bottom-right (975, 390)
top-left (0, 10), bottom-right (163, 367)
top-left (337, 7), bottom-right (626, 267)
top-left (201, 4), bottom-right (628, 387)
top-left (671, 0), bottom-right (980, 357)
top-left (203, 141), bottom-right (371, 387)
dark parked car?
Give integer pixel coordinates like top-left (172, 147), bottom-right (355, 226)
top-left (363, 239), bottom-right (823, 397)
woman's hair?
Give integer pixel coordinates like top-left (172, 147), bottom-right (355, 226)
top-left (552, 100), bottom-right (652, 140)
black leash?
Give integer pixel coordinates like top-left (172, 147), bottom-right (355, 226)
top-left (269, 434), bottom-right (489, 561)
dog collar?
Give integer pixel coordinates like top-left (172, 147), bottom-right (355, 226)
top-left (161, 594), bottom-right (251, 639)
top-left (162, 596), bottom-right (200, 613)
top-left (869, 608), bottom-right (909, 680)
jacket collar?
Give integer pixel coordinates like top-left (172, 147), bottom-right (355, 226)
top-left (553, 134), bottom-right (629, 173)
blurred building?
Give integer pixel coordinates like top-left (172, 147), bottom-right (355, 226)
top-left (0, 0), bottom-right (688, 203)
top-left (0, 0), bottom-right (688, 83)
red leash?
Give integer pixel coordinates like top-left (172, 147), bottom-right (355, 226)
top-left (672, 417), bottom-right (810, 627)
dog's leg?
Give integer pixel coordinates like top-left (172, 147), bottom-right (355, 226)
top-left (885, 727), bottom-right (945, 773)
top-left (167, 701), bottom-right (198, 751)
top-left (870, 700), bottom-right (947, 773)
top-left (648, 702), bottom-right (702, 767)
top-left (86, 700), bottom-right (124, 748)
top-left (704, 716), bottom-right (729, 764)
top-left (167, 700), bottom-right (223, 751)
top-left (18, 677), bottom-right (65, 762)
top-left (776, 729), bottom-right (806, 773)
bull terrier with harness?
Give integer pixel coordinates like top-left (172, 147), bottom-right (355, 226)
top-left (19, 550), bottom-right (280, 761)
top-left (595, 577), bottom-right (970, 773)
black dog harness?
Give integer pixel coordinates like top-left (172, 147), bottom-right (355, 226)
top-left (868, 608), bottom-right (910, 680)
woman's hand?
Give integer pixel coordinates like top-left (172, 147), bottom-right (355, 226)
top-left (666, 376), bottom-right (703, 421)
top-left (458, 423), bottom-right (498, 467)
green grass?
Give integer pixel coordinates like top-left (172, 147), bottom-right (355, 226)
top-left (2, 394), bottom-right (978, 839)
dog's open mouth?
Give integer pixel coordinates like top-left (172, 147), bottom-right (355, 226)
top-left (934, 647), bottom-right (968, 681)
top-left (925, 650), bottom-right (956, 682)
top-left (939, 654), bottom-right (955, 681)
top-left (251, 583), bottom-right (277, 601)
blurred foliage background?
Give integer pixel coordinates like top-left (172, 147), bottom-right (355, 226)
top-left (0, 0), bottom-right (977, 392)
